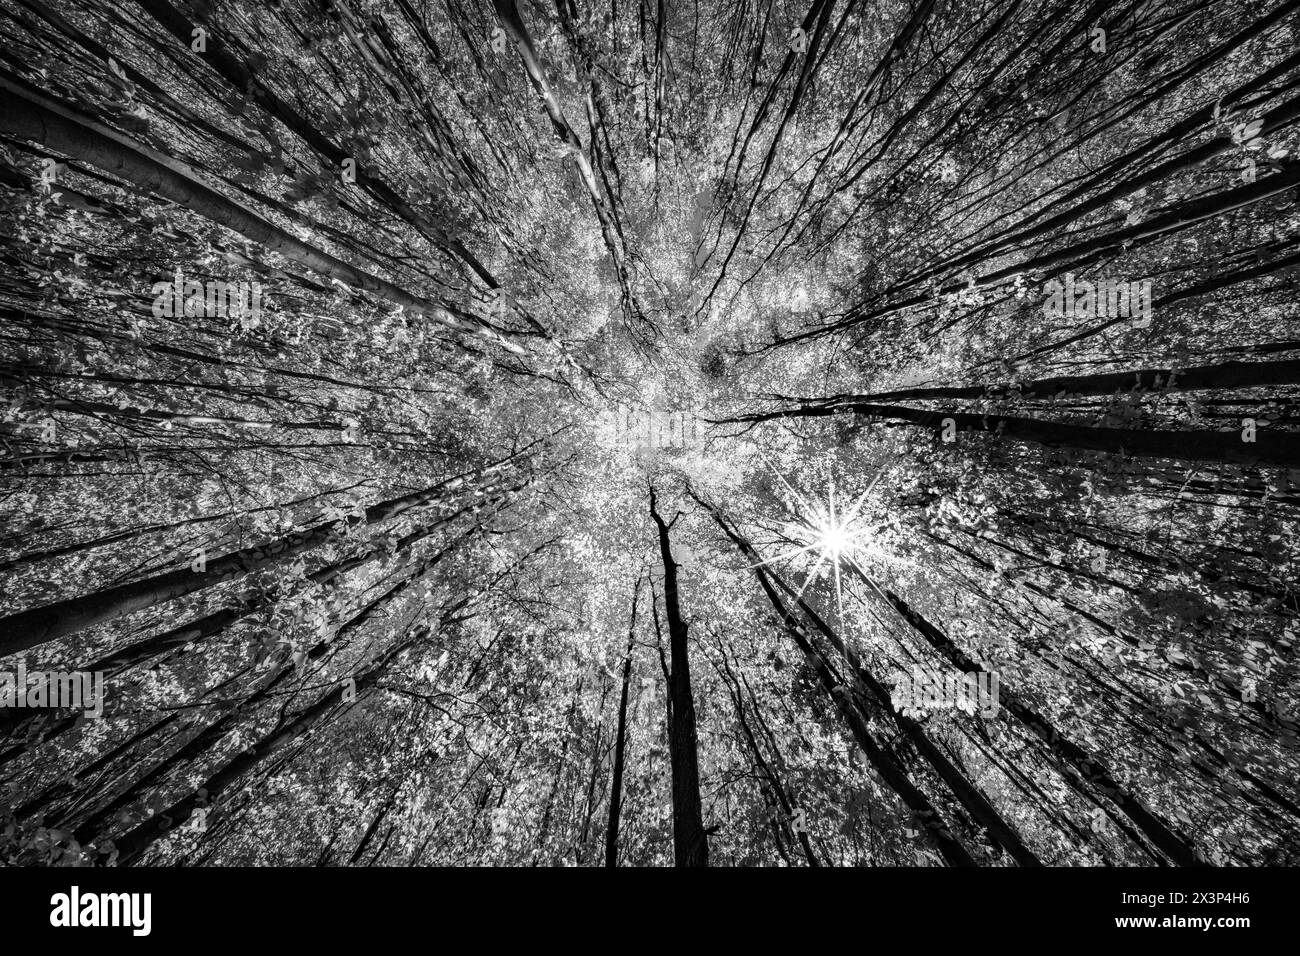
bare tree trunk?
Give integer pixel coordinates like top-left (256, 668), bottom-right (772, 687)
top-left (693, 487), bottom-right (977, 865)
top-left (726, 401), bottom-right (1300, 468)
top-left (649, 484), bottom-right (708, 866)
top-left (109, 625), bottom-right (428, 866)
top-left (853, 563), bottom-right (1202, 866)
top-left (784, 358), bottom-right (1300, 405)
top-left (605, 578), bottom-right (641, 867)
top-left (0, 73), bottom-right (514, 345)
top-left (0, 444), bottom-right (533, 655)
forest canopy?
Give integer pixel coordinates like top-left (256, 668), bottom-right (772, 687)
top-left (0, 0), bottom-right (1298, 867)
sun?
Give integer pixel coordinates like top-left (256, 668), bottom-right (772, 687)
top-left (742, 454), bottom-right (897, 628)
top-left (804, 475), bottom-right (871, 565)
top-left (816, 518), bottom-right (852, 561)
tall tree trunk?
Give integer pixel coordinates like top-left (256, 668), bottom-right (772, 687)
top-left (782, 357), bottom-right (1300, 406)
top-left (0, 444), bottom-right (533, 655)
top-left (694, 489), bottom-right (976, 866)
top-left (850, 561), bottom-right (1203, 866)
top-left (72, 563), bottom-right (442, 846)
top-left (649, 484), bottom-right (708, 866)
top-left (108, 624), bottom-right (429, 866)
top-left (0, 72), bottom-right (524, 347)
top-left (753, 531), bottom-right (1042, 865)
top-left (726, 401), bottom-right (1300, 468)
top-left (605, 577), bottom-right (640, 867)
top-left (348, 792), bottom-right (399, 864)
top-left (716, 648), bottom-right (821, 866)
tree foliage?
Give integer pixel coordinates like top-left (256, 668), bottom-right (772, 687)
top-left (0, 0), bottom-right (1297, 866)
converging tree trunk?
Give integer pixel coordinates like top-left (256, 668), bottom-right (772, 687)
top-left (605, 578), bottom-right (640, 867)
top-left (649, 484), bottom-right (708, 867)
